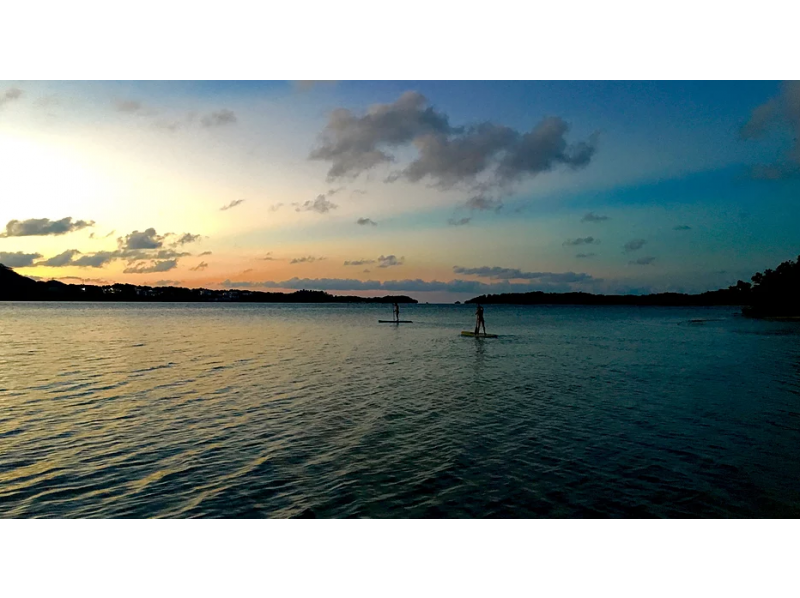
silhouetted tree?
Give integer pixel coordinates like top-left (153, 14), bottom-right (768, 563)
top-left (745, 255), bottom-right (800, 317)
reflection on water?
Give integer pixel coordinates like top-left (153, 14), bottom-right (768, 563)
top-left (1, 302), bottom-right (799, 518)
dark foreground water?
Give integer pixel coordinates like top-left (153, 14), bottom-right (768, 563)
top-left (1, 302), bottom-right (799, 518)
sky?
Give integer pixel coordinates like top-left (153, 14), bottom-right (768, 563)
top-left (1, 80), bottom-right (799, 302)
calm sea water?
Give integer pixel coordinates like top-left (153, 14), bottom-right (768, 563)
top-left (1, 302), bottom-right (799, 518)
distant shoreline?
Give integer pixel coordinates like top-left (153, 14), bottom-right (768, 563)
top-left (463, 289), bottom-right (747, 307)
top-left (0, 265), bottom-right (417, 304)
top-left (3, 263), bottom-right (798, 317)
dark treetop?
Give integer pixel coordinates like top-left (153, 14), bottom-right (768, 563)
top-left (741, 254), bottom-right (800, 318)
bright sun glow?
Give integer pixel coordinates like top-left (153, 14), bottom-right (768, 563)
top-left (0, 132), bottom-right (114, 222)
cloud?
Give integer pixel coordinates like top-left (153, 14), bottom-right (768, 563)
top-left (0, 88), bottom-right (23, 108)
top-left (115, 230), bottom-right (190, 261)
top-left (155, 280), bottom-right (183, 287)
top-left (222, 277), bottom-right (382, 291)
top-left (563, 236), bottom-right (598, 246)
top-left (378, 255), bottom-right (404, 268)
top-left (133, 248), bottom-right (191, 261)
top-left (172, 233), bottom-right (203, 245)
top-left (39, 249), bottom-right (81, 267)
top-left (1, 217), bottom-right (95, 237)
top-left (581, 212), bottom-right (609, 223)
top-left (629, 256), bottom-right (656, 266)
top-left (220, 199), bottom-right (245, 211)
top-left (741, 81), bottom-right (800, 178)
top-left (123, 259), bottom-right (179, 274)
top-left (290, 256), bottom-right (324, 264)
top-left (496, 119), bottom-right (598, 183)
top-left (154, 119), bottom-right (185, 132)
top-left (309, 91), bottom-right (452, 180)
top-left (343, 255), bottom-right (403, 268)
top-left (402, 123), bottom-right (518, 187)
top-left (673, 225), bottom-right (692, 230)
top-left (0, 251), bottom-right (42, 268)
top-left (261, 253), bottom-right (276, 260)
top-left (740, 100), bottom-right (779, 140)
top-left (464, 195), bottom-right (503, 212)
top-left (189, 261), bottom-right (209, 271)
top-left (575, 253), bottom-right (596, 259)
top-left (295, 194), bottom-right (337, 214)
top-left (72, 251), bottom-right (117, 268)
top-left (201, 109), bottom-right (237, 128)
top-left (199, 251), bottom-right (213, 256)
top-left (309, 91), bottom-right (598, 190)
top-left (356, 217), bottom-right (377, 226)
top-left (115, 99), bottom-right (143, 113)
top-left (121, 228), bottom-right (164, 250)
top-left (623, 239), bottom-right (647, 253)
top-left (452, 265), bottom-right (594, 283)
top-left (344, 259), bottom-right (376, 266)
top-left (269, 203), bottom-right (284, 212)
top-left (750, 163), bottom-right (800, 180)
top-left (448, 217), bottom-right (471, 226)
top-left (18, 227), bottom-right (190, 271)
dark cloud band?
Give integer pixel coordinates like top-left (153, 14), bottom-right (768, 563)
top-left (1, 217), bottom-right (94, 237)
top-left (310, 91), bottom-right (599, 190)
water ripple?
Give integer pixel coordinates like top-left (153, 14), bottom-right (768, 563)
top-left (1, 302), bottom-right (799, 517)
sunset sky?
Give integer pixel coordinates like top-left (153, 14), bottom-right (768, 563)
top-left (1, 80), bottom-right (799, 301)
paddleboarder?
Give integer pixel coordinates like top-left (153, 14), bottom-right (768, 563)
top-left (393, 302), bottom-right (400, 323)
top-left (475, 304), bottom-right (486, 335)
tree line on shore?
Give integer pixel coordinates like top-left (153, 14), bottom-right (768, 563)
top-left (465, 255), bottom-right (800, 317)
top-left (0, 265), bottom-right (416, 304)
top-left (2, 254), bottom-right (799, 316)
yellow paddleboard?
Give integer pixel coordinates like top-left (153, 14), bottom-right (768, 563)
top-left (461, 331), bottom-right (498, 338)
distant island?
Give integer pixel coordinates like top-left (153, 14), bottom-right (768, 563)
top-left (465, 255), bottom-right (800, 319)
top-left (0, 265), bottom-right (417, 304)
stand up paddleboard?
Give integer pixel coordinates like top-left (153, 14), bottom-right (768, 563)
top-left (379, 320), bottom-right (413, 323)
top-left (461, 331), bottom-right (498, 338)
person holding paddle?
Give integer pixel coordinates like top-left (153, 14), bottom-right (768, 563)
top-left (474, 304), bottom-right (486, 335)
top-left (393, 302), bottom-right (400, 323)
